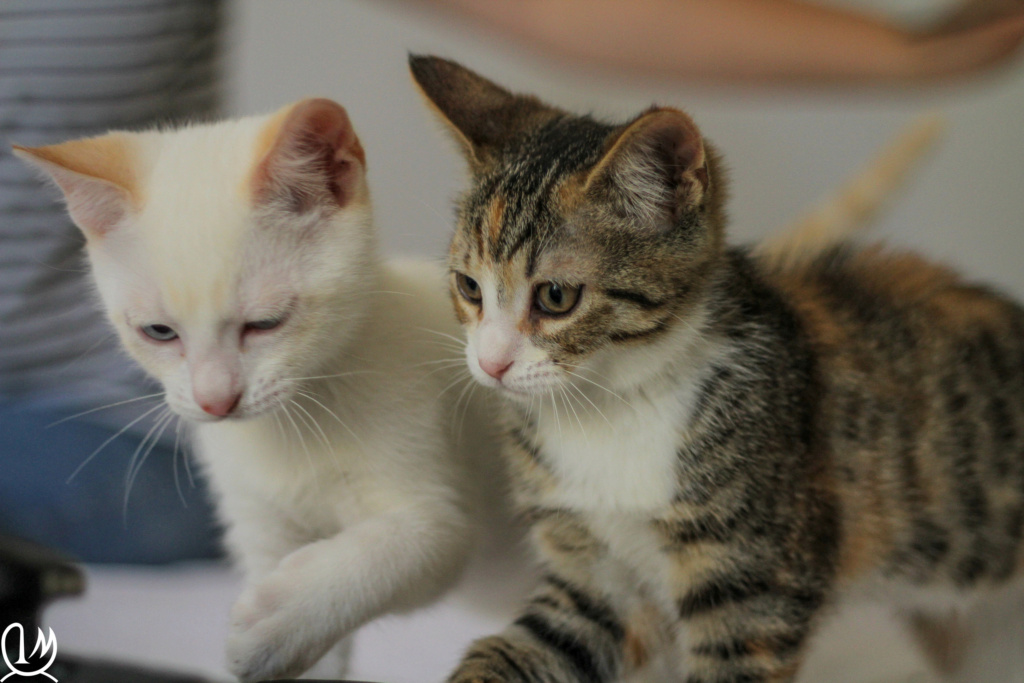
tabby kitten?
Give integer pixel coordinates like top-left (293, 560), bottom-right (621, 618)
top-left (411, 55), bottom-right (1024, 683)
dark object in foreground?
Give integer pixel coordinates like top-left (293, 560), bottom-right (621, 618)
top-left (0, 533), bottom-right (209, 682)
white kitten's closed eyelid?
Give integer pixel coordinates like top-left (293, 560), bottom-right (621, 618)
top-left (138, 323), bottom-right (180, 343)
top-left (241, 300), bottom-right (296, 337)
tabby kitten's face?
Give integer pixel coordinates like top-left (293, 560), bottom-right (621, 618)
top-left (413, 57), bottom-right (726, 400)
top-left (15, 99), bottom-right (372, 422)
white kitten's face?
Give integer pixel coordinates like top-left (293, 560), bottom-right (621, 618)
top-left (17, 98), bottom-right (372, 423)
top-left (91, 201), bottom-right (373, 423)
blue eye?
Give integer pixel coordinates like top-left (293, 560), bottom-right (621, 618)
top-left (141, 324), bottom-right (178, 342)
top-left (244, 318), bottom-right (283, 332)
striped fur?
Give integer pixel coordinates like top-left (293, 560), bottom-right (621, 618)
top-left (412, 55), bottom-right (1024, 683)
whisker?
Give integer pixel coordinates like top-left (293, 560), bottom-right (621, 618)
top-left (416, 361), bottom-right (472, 385)
top-left (283, 369), bottom-right (380, 382)
top-left (416, 326), bottom-right (466, 347)
top-left (410, 357), bottom-right (468, 368)
top-left (271, 409), bottom-right (287, 441)
top-left (566, 380), bottom-right (613, 428)
top-left (123, 407), bottom-right (175, 522)
top-left (180, 419), bottom-right (197, 490)
top-left (47, 392), bottom-right (166, 428)
top-left (553, 361), bottom-right (618, 384)
top-left (282, 402), bottom-right (322, 496)
top-left (125, 406), bottom-right (171, 491)
top-left (437, 371), bottom-right (473, 400)
top-left (559, 385), bottom-right (588, 444)
top-left (288, 398), bottom-right (321, 445)
top-left (451, 373), bottom-right (478, 445)
top-left (294, 389), bottom-right (364, 448)
top-left (54, 330), bottom-right (119, 377)
top-left (548, 388), bottom-right (563, 448)
top-left (172, 415), bottom-right (189, 508)
top-left (366, 289), bottom-right (415, 297)
top-left (562, 369), bottom-right (634, 410)
top-left (419, 339), bottom-right (468, 352)
top-left (291, 396), bottom-right (333, 452)
top-left (67, 402), bottom-right (166, 484)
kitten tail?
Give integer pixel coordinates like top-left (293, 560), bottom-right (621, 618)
top-left (755, 114), bottom-right (944, 270)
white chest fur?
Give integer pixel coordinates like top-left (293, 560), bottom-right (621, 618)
top-left (534, 382), bottom-right (697, 513)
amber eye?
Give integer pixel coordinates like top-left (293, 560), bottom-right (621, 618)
top-left (456, 273), bottom-right (483, 304)
top-left (535, 282), bottom-right (581, 316)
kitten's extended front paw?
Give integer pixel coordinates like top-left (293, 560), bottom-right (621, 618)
top-left (226, 572), bottom-right (339, 681)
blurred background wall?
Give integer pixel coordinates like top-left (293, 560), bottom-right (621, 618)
top-left (227, 0), bottom-right (1024, 295)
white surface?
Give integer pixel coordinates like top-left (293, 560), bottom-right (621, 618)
top-left (44, 559), bottom-right (936, 682)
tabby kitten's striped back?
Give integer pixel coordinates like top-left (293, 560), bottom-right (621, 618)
top-left (412, 55), bottom-right (1024, 683)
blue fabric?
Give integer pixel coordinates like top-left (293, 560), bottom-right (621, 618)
top-left (0, 405), bottom-right (223, 564)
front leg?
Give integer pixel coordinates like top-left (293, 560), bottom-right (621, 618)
top-left (226, 496), bottom-right (471, 681)
top-left (450, 511), bottom-right (667, 683)
top-left (670, 548), bottom-right (825, 683)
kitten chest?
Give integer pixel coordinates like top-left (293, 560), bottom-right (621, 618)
top-left (532, 386), bottom-right (694, 513)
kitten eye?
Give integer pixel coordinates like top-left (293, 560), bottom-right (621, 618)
top-left (535, 282), bottom-right (581, 316)
top-left (456, 273), bottom-right (483, 305)
top-left (141, 324), bottom-right (178, 342)
top-left (244, 317), bottom-right (284, 333)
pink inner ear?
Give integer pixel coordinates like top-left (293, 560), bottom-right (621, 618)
top-left (13, 144), bottom-right (135, 239)
top-left (253, 99), bottom-right (365, 211)
top-left (62, 177), bottom-right (132, 237)
top-left (33, 163), bottom-right (133, 238)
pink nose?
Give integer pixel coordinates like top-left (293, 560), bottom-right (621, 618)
top-left (200, 394), bottom-right (241, 417)
top-left (479, 358), bottom-right (513, 381)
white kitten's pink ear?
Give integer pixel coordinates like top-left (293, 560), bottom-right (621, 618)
top-left (251, 98), bottom-right (366, 212)
top-left (584, 108), bottom-right (710, 234)
top-left (12, 134), bottom-right (139, 240)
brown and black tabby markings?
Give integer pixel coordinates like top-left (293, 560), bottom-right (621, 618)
top-left (412, 55), bottom-right (1024, 683)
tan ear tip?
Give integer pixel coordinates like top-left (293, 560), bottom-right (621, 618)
top-left (288, 97), bottom-right (354, 128)
top-left (298, 96), bottom-right (345, 111)
top-left (10, 144), bottom-right (47, 166)
top-left (408, 53), bottom-right (437, 75)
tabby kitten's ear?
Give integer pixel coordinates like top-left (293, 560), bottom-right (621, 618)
top-left (408, 54), bottom-right (557, 171)
top-left (252, 97), bottom-right (366, 212)
top-left (12, 134), bottom-right (139, 240)
top-left (585, 108), bottom-right (711, 234)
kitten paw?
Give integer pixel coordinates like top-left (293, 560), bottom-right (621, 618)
top-left (226, 571), bottom-right (339, 681)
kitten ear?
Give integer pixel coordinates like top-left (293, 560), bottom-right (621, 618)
top-left (12, 134), bottom-right (138, 240)
top-left (409, 54), bottom-right (555, 170)
top-left (584, 108), bottom-right (711, 233)
top-left (251, 97), bottom-right (366, 212)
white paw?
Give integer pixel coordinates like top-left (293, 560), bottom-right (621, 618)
top-left (226, 567), bottom-right (340, 681)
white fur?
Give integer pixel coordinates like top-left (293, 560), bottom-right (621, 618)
top-left (26, 112), bottom-right (493, 681)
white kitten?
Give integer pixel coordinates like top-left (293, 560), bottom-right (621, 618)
top-left (15, 99), bottom-right (488, 681)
